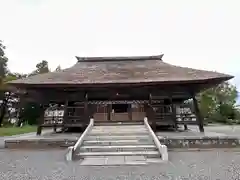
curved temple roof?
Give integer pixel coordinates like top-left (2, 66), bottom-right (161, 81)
top-left (8, 54), bottom-right (233, 87)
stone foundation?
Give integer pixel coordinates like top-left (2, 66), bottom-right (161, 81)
top-left (159, 136), bottom-right (240, 149)
top-left (4, 139), bottom-right (77, 149)
top-left (4, 136), bottom-right (240, 150)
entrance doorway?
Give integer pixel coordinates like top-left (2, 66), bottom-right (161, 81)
top-left (91, 100), bottom-right (147, 122)
top-left (111, 104), bottom-right (129, 121)
top-left (112, 104), bottom-right (128, 113)
top-left (131, 104), bottom-right (146, 121)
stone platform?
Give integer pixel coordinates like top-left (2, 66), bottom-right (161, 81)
top-left (3, 125), bottom-right (240, 150)
top-left (3, 130), bottom-right (80, 149)
top-left (157, 125), bottom-right (240, 149)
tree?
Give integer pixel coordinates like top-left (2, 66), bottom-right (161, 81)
top-left (55, 65), bottom-right (61, 72)
top-left (0, 73), bottom-right (19, 126)
top-left (197, 81), bottom-right (238, 123)
top-left (17, 61), bottom-right (50, 125)
top-left (0, 40), bottom-right (10, 126)
top-left (0, 40), bottom-right (8, 86)
top-left (30, 60), bottom-right (50, 76)
top-left (36, 60), bottom-right (49, 74)
top-left (0, 42), bottom-right (26, 127)
top-left (197, 88), bottom-right (217, 119)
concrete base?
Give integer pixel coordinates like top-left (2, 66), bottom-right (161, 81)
top-left (66, 146), bottom-right (74, 161)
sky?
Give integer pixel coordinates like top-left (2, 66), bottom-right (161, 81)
top-left (0, 0), bottom-right (240, 88)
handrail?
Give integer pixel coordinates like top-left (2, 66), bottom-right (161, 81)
top-left (144, 117), bottom-right (168, 161)
top-left (66, 118), bottom-right (94, 161)
top-left (73, 118), bottom-right (94, 151)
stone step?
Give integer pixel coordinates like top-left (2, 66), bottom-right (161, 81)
top-left (94, 122), bottom-right (144, 126)
top-left (92, 125), bottom-right (146, 129)
top-left (146, 158), bottom-right (165, 164)
top-left (89, 131), bottom-right (149, 136)
top-left (91, 129), bottom-right (147, 132)
top-left (79, 156), bottom-right (148, 166)
top-left (79, 145), bottom-right (157, 152)
top-left (91, 128), bottom-right (148, 132)
top-left (91, 130), bottom-right (148, 134)
top-left (83, 139), bottom-right (154, 146)
top-left (85, 135), bottom-right (151, 140)
top-left (77, 151), bottom-right (160, 158)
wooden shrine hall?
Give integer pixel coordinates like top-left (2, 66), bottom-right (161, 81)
top-left (8, 54), bottom-right (233, 135)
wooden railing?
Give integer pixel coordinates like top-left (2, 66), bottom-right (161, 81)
top-left (150, 104), bottom-right (175, 125)
top-left (43, 106), bottom-right (85, 126)
top-left (176, 105), bottom-right (197, 124)
top-left (43, 109), bottom-right (64, 125)
top-left (148, 103), bottom-right (198, 125)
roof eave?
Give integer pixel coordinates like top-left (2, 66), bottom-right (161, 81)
top-left (7, 75), bottom-right (233, 89)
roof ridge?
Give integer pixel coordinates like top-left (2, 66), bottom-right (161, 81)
top-left (76, 54), bottom-right (164, 62)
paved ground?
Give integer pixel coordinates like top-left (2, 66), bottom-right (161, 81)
top-left (156, 125), bottom-right (240, 138)
top-left (1, 125), bottom-right (240, 179)
top-left (0, 149), bottom-right (239, 180)
top-left (204, 125), bottom-right (240, 136)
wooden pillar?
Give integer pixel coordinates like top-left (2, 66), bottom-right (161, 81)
top-left (192, 95), bottom-right (204, 132)
top-left (84, 92), bottom-right (88, 125)
top-left (36, 104), bottom-right (45, 136)
top-left (128, 104), bottom-right (132, 121)
top-left (53, 109), bottom-right (57, 132)
top-left (107, 104), bottom-right (111, 121)
top-left (53, 104), bottom-right (60, 133)
top-left (149, 93), bottom-right (156, 131)
top-left (169, 95), bottom-right (177, 130)
top-left (62, 99), bottom-right (69, 131)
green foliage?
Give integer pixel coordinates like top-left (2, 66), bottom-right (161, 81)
top-left (55, 65), bottom-right (61, 72)
top-left (0, 41), bottom-right (52, 127)
top-left (36, 60), bottom-right (49, 74)
top-left (0, 40), bottom-right (8, 86)
top-left (30, 60), bottom-right (50, 76)
top-left (20, 102), bottom-right (41, 125)
top-left (17, 60), bottom-right (51, 125)
top-left (197, 81), bottom-right (239, 124)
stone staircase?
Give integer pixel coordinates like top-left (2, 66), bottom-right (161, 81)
top-left (71, 122), bottom-right (166, 165)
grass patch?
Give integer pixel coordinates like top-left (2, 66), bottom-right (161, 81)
top-left (0, 125), bottom-right (37, 136)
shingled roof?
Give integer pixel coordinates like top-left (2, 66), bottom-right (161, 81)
top-left (8, 54), bottom-right (233, 87)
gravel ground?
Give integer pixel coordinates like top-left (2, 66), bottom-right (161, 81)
top-left (0, 149), bottom-right (240, 180)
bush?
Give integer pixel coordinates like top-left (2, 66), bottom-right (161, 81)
top-left (209, 112), bottom-right (226, 123)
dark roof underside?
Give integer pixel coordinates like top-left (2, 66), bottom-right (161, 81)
top-left (8, 55), bottom-right (233, 87)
